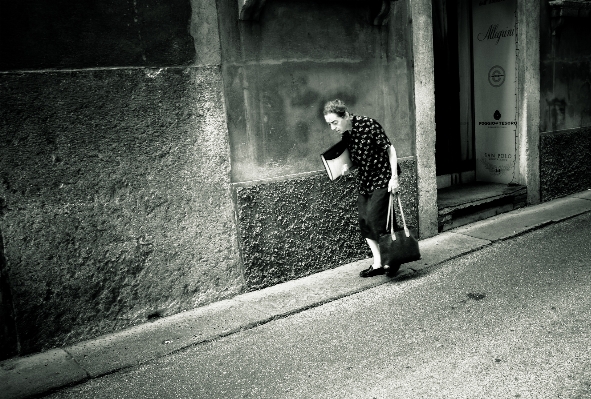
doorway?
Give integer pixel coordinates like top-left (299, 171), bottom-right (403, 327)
top-left (411, 0), bottom-right (538, 237)
top-left (432, 0), bottom-right (474, 189)
top-left (431, 0), bottom-right (528, 232)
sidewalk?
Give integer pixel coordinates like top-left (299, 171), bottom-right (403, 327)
top-left (2, 190), bottom-right (591, 399)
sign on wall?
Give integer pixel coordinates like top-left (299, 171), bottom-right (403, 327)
top-left (472, 0), bottom-right (517, 183)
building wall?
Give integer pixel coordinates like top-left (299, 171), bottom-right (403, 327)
top-left (0, 0), bottom-right (243, 356)
top-left (540, 127), bottom-right (591, 201)
top-left (0, 0), bottom-right (419, 357)
top-left (217, 0), bottom-right (420, 286)
top-left (218, 0), bottom-right (416, 182)
top-left (539, 2), bottom-right (591, 201)
top-left (235, 160), bottom-right (419, 290)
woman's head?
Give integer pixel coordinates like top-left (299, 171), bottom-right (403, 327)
top-left (323, 99), bottom-right (352, 135)
top-left (323, 99), bottom-right (348, 117)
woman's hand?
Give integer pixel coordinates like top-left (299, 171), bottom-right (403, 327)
top-left (388, 177), bottom-right (399, 193)
top-left (341, 164), bottom-right (350, 176)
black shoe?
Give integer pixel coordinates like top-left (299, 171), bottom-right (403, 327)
top-left (384, 264), bottom-right (401, 277)
top-left (359, 265), bottom-right (385, 278)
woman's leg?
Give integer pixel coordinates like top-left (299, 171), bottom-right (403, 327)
top-left (358, 189), bottom-right (390, 277)
top-left (359, 237), bottom-right (385, 277)
top-left (366, 238), bottom-right (381, 268)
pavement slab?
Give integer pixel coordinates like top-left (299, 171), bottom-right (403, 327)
top-left (0, 349), bottom-right (88, 399)
top-left (572, 189), bottom-right (591, 201)
top-left (404, 232), bottom-right (491, 272)
top-left (233, 259), bottom-right (390, 318)
top-left (452, 195), bottom-right (591, 242)
top-left (67, 299), bottom-right (270, 378)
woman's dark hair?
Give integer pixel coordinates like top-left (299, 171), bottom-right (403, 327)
top-left (323, 99), bottom-right (348, 117)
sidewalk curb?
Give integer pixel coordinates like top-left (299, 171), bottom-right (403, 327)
top-left (1, 190), bottom-right (590, 399)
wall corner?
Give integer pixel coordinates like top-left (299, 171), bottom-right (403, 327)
top-left (409, 0), bottom-right (438, 238)
top-left (517, 0), bottom-right (541, 205)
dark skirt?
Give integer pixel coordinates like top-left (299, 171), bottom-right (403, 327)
top-left (357, 187), bottom-right (397, 241)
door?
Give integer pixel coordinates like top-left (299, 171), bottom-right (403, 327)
top-left (433, 0), bottom-right (474, 187)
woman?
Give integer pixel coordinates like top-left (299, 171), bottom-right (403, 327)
top-left (323, 99), bottom-right (400, 277)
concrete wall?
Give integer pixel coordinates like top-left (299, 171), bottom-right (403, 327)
top-left (235, 160), bottom-right (418, 290)
top-left (218, 0), bottom-right (415, 182)
top-left (0, 0), bottom-right (243, 356)
top-left (540, 127), bottom-right (591, 201)
top-left (539, 2), bottom-right (591, 201)
top-left (540, 3), bottom-right (591, 132)
top-left (217, 0), bottom-right (421, 284)
top-left (0, 0), bottom-right (419, 357)
top-left (408, 0), bottom-right (438, 238)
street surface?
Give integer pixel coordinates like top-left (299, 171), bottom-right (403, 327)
top-left (45, 212), bottom-right (591, 399)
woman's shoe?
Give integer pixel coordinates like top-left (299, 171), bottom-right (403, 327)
top-left (359, 265), bottom-right (385, 277)
top-left (384, 264), bottom-right (401, 277)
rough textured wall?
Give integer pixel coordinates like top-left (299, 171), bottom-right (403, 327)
top-left (0, 67), bottom-right (243, 354)
top-left (217, 0), bottom-right (415, 183)
top-left (0, 229), bottom-right (18, 360)
top-left (0, 0), bottom-right (418, 357)
top-left (540, 5), bottom-right (591, 132)
top-left (235, 159), bottom-right (418, 290)
top-left (540, 128), bottom-right (591, 202)
top-left (0, 0), bottom-right (242, 356)
top-left (538, 4), bottom-right (590, 203)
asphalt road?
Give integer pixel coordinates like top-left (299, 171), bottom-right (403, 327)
top-left (45, 212), bottom-right (591, 399)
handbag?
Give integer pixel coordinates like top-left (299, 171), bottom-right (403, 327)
top-left (379, 192), bottom-right (421, 273)
top-left (321, 139), bottom-right (352, 181)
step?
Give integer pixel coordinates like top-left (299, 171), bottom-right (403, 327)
top-left (437, 182), bottom-right (527, 232)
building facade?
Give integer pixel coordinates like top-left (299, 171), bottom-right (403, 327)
top-left (0, 0), bottom-right (589, 359)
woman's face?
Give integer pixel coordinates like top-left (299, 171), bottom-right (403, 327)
top-left (324, 112), bottom-right (352, 135)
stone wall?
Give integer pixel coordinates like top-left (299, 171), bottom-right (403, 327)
top-left (0, 0), bottom-right (419, 357)
top-left (539, 2), bottom-right (591, 201)
top-left (540, 127), bottom-right (591, 202)
top-left (235, 159), bottom-right (418, 290)
top-left (0, 0), bottom-right (245, 356)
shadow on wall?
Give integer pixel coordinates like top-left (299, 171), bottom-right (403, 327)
top-left (547, 98), bottom-right (566, 131)
top-left (225, 60), bottom-right (387, 183)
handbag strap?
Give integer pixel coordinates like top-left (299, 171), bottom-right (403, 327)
top-left (386, 193), bottom-right (395, 239)
top-left (396, 192), bottom-right (410, 237)
top-left (386, 192), bottom-right (410, 239)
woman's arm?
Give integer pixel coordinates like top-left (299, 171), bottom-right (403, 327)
top-left (387, 145), bottom-right (399, 193)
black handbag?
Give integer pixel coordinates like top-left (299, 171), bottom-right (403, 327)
top-left (379, 192), bottom-right (421, 274)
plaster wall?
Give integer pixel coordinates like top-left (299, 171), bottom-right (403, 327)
top-left (216, 0), bottom-right (421, 286)
top-left (0, 0), bottom-right (242, 356)
top-left (538, 2), bottom-right (591, 201)
top-left (0, 0), bottom-right (196, 70)
top-left (217, 0), bottom-right (416, 182)
top-left (540, 5), bottom-right (591, 132)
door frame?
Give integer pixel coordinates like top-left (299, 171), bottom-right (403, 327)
top-left (408, 0), bottom-right (540, 239)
